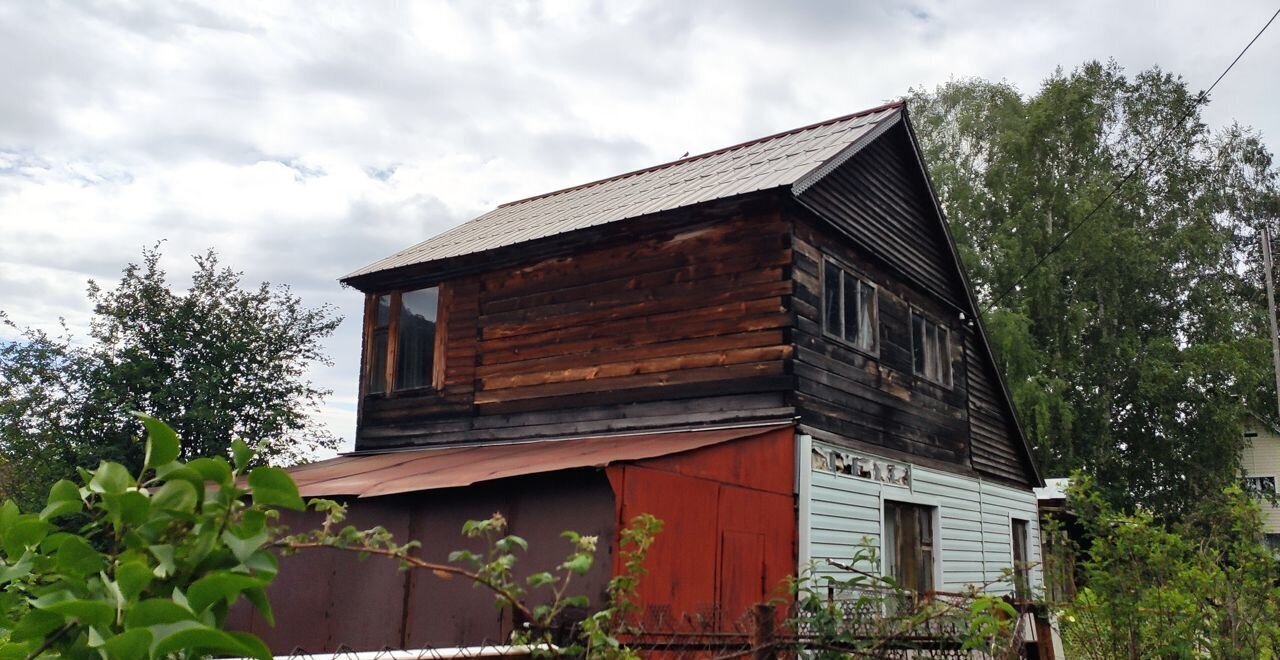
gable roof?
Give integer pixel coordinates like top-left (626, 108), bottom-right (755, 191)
top-left (342, 102), bottom-right (903, 282)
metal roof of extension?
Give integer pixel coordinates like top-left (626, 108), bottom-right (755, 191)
top-left (287, 423), bottom-right (791, 498)
top-left (342, 102), bottom-right (904, 281)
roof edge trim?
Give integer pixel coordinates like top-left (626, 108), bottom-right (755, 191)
top-left (791, 111), bottom-right (902, 196)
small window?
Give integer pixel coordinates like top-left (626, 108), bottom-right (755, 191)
top-left (366, 286), bottom-right (440, 394)
top-left (1012, 518), bottom-right (1031, 599)
top-left (911, 310), bottom-right (951, 386)
top-left (822, 257), bottom-right (878, 353)
top-left (884, 500), bottom-right (935, 595)
top-left (1243, 476), bottom-right (1277, 497)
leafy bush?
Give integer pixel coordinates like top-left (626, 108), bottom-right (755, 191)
top-left (1059, 475), bottom-right (1280, 659)
top-left (0, 413), bottom-right (294, 659)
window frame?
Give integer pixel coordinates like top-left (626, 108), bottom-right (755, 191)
top-left (820, 254), bottom-right (880, 356)
top-left (1011, 517), bottom-right (1032, 599)
top-left (881, 496), bottom-right (940, 597)
top-left (910, 308), bottom-right (952, 388)
top-left (1243, 474), bottom-right (1277, 498)
top-left (363, 285), bottom-right (447, 397)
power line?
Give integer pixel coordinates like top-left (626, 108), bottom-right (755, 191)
top-left (990, 6), bottom-right (1280, 306)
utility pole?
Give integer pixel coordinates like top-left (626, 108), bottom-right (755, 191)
top-left (1261, 227), bottom-right (1280, 420)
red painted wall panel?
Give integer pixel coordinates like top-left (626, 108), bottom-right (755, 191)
top-left (613, 427), bottom-right (797, 629)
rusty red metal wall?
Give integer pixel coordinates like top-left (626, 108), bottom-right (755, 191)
top-left (228, 471), bottom-right (616, 653)
top-left (608, 426), bottom-right (796, 628)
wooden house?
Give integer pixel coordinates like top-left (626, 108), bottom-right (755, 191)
top-left (1242, 414), bottom-right (1280, 550)
top-left (234, 101), bottom-right (1044, 652)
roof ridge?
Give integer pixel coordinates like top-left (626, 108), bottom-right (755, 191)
top-left (496, 100), bottom-right (904, 209)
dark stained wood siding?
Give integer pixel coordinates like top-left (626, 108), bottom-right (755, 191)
top-left (790, 214), bottom-right (972, 467)
top-left (355, 205), bottom-right (795, 450)
top-left (795, 123), bottom-right (969, 309)
top-left (965, 333), bottom-right (1033, 484)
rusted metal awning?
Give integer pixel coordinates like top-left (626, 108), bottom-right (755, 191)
top-left (288, 424), bottom-right (792, 498)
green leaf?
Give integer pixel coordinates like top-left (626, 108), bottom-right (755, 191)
top-left (101, 628), bottom-right (152, 660)
top-left (0, 553), bottom-right (32, 586)
top-left (231, 438), bottom-right (254, 472)
top-left (221, 527), bottom-right (269, 564)
top-left (102, 490), bottom-right (151, 527)
top-left (563, 595), bottom-right (590, 609)
top-left (88, 461), bottom-right (133, 495)
top-left (3, 517), bottom-right (52, 557)
top-left (9, 608), bottom-right (64, 642)
top-left (33, 592), bottom-right (114, 628)
top-left (117, 560), bottom-right (154, 601)
top-left (228, 631), bottom-right (273, 660)
top-left (134, 412), bottom-right (181, 470)
top-left (560, 553), bottom-right (593, 576)
top-left (148, 545), bottom-right (176, 579)
top-left (124, 598), bottom-right (194, 629)
top-left (247, 466), bottom-right (303, 510)
top-left (187, 457), bottom-right (233, 486)
top-left (55, 536), bottom-right (104, 578)
top-left (150, 480), bottom-right (197, 513)
top-left (242, 586), bottom-right (275, 627)
top-left (148, 621), bottom-right (254, 658)
top-left (526, 571), bottom-right (556, 588)
top-left (188, 572), bottom-right (264, 614)
top-left (40, 479), bottom-right (83, 520)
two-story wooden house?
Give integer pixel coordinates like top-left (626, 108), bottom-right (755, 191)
top-left (234, 101), bottom-right (1044, 652)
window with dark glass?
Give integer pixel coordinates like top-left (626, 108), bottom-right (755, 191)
top-left (366, 286), bottom-right (440, 394)
top-left (911, 311), bottom-right (951, 386)
top-left (1243, 475), bottom-right (1277, 497)
top-left (884, 500), bottom-right (935, 595)
top-left (1012, 518), bottom-right (1031, 599)
top-left (822, 257), bottom-right (877, 353)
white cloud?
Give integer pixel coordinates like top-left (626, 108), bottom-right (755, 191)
top-left (2, 0), bottom-right (1277, 453)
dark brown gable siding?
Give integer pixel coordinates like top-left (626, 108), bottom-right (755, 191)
top-left (790, 214), bottom-right (971, 466)
top-left (795, 123), bottom-right (969, 309)
top-left (965, 333), bottom-right (1032, 484)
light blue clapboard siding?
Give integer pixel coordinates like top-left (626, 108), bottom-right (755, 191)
top-left (805, 440), bottom-right (1042, 595)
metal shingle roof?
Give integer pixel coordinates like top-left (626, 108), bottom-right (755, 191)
top-left (344, 103), bottom-right (903, 281)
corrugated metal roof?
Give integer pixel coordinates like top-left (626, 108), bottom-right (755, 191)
top-left (288, 424), bottom-right (791, 498)
top-left (343, 103), bottom-right (903, 281)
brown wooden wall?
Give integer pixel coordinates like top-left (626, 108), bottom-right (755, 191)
top-left (795, 122), bottom-right (970, 309)
top-left (789, 214), bottom-right (972, 468)
top-left (356, 205), bottom-right (795, 450)
top-left (965, 333), bottom-right (1033, 484)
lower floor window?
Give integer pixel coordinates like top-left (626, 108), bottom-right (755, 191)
top-left (884, 500), bottom-right (935, 595)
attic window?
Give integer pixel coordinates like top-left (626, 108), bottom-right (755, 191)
top-left (366, 287), bottom-right (441, 394)
top-left (911, 311), bottom-right (951, 387)
top-left (822, 257), bottom-right (878, 353)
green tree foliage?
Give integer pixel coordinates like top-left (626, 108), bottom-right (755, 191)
top-left (0, 246), bottom-right (341, 510)
top-left (1058, 475), bottom-right (1280, 658)
top-left (909, 61), bottom-right (1280, 516)
top-left (0, 413), bottom-right (293, 660)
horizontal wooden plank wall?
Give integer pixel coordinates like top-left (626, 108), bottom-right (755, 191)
top-left (476, 213), bottom-right (793, 411)
top-left (790, 214), bottom-right (970, 466)
top-left (356, 206), bottom-right (795, 449)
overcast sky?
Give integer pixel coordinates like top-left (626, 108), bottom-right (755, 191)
top-left (2, 0), bottom-right (1277, 452)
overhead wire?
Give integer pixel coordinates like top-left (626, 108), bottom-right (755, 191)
top-left (990, 6), bottom-right (1280, 306)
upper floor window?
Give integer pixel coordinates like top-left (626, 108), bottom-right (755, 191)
top-left (911, 311), bottom-right (951, 387)
top-left (367, 286), bottom-right (440, 394)
top-left (823, 257), bottom-right (878, 353)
